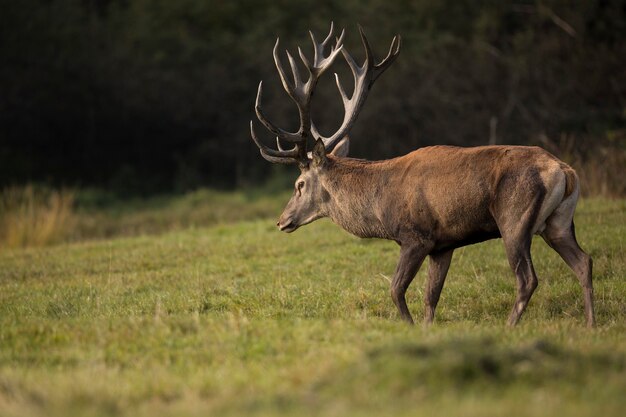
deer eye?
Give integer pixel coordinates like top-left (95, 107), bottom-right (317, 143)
top-left (296, 181), bottom-right (305, 195)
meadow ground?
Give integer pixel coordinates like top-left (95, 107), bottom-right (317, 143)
top-left (0, 196), bottom-right (624, 416)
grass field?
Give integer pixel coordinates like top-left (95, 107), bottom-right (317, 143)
top-left (0, 195), bottom-right (624, 417)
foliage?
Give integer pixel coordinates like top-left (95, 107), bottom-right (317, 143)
top-left (0, 0), bottom-right (624, 194)
top-left (0, 198), bottom-right (624, 416)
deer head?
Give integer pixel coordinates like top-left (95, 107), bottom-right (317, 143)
top-left (276, 138), bottom-right (348, 232)
top-left (250, 23), bottom-right (401, 232)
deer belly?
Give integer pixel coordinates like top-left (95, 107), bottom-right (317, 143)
top-left (432, 208), bottom-right (501, 251)
top-left (434, 228), bottom-right (502, 251)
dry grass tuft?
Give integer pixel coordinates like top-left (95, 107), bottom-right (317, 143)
top-left (575, 150), bottom-right (626, 197)
top-left (0, 186), bottom-right (75, 248)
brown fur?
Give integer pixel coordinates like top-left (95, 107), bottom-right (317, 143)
top-left (322, 146), bottom-right (560, 248)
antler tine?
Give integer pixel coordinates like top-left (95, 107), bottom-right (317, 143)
top-left (358, 25), bottom-right (374, 68)
top-left (321, 21), bottom-right (335, 47)
top-left (254, 81), bottom-right (301, 143)
top-left (297, 46), bottom-right (312, 75)
top-left (308, 30), bottom-right (319, 66)
top-left (340, 44), bottom-right (361, 78)
top-left (275, 137), bottom-right (283, 151)
top-left (372, 35), bottom-right (402, 82)
top-left (334, 73), bottom-right (350, 107)
top-left (285, 50), bottom-right (301, 88)
top-left (272, 38), bottom-right (295, 96)
top-left (250, 121), bottom-right (301, 164)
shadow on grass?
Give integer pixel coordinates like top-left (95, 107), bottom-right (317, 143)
top-left (219, 336), bottom-right (626, 416)
top-left (358, 337), bottom-right (619, 388)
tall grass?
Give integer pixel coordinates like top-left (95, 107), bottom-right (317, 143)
top-left (0, 185), bottom-right (75, 248)
top-left (575, 150), bottom-right (626, 197)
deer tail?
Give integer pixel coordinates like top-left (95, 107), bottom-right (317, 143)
top-left (561, 163), bottom-right (579, 199)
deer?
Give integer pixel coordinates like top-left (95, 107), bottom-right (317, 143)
top-left (249, 23), bottom-right (595, 327)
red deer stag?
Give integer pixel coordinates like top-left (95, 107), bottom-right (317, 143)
top-left (250, 24), bottom-right (595, 327)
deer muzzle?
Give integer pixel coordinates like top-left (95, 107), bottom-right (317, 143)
top-left (277, 218), bottom-right (298, 233)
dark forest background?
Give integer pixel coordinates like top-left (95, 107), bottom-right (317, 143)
top-left (1, 0), bottom-right (624, 196)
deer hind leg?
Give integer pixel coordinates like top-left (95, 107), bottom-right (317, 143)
top-left (390, 244), bottom-right (429, 325)
top-left (494, 196), bottom-right (542, 326)
top-left (502, 233), bottom-right (539, 326)
top-left (496, 192), bottom-right (543, 326)
top-left (541, 220), bottom-right (595, 327)
top-left (424, 249), bottom-right (454, 325)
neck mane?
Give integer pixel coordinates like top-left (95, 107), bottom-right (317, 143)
top-left (322, 157), bottom-right (393, 239)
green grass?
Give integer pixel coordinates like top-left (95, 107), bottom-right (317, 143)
top-left (0, 197), bottom-right (624, 416)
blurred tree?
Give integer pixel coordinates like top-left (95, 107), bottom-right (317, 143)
top-left (0, 0), bottom-right (623, 194)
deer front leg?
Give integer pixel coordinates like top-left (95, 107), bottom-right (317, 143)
top-left (390, 244), bottom-right (429, 325)
top-left (424, 249), bottom-right (454, 325)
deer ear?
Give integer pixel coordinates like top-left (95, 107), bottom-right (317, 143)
top-left (311, 138), bottom-right (328, 167)
top-left (298, 160), bottom-right (309, 171)
top-left (330, 136), bottom-right (350, 157)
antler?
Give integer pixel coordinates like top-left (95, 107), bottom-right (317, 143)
top-left (251, 24), bottom-right (401, 164)
top-left (251, 22), bottom-right (345, 164)
top-left (312, 25), bottom-right (401, 152)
